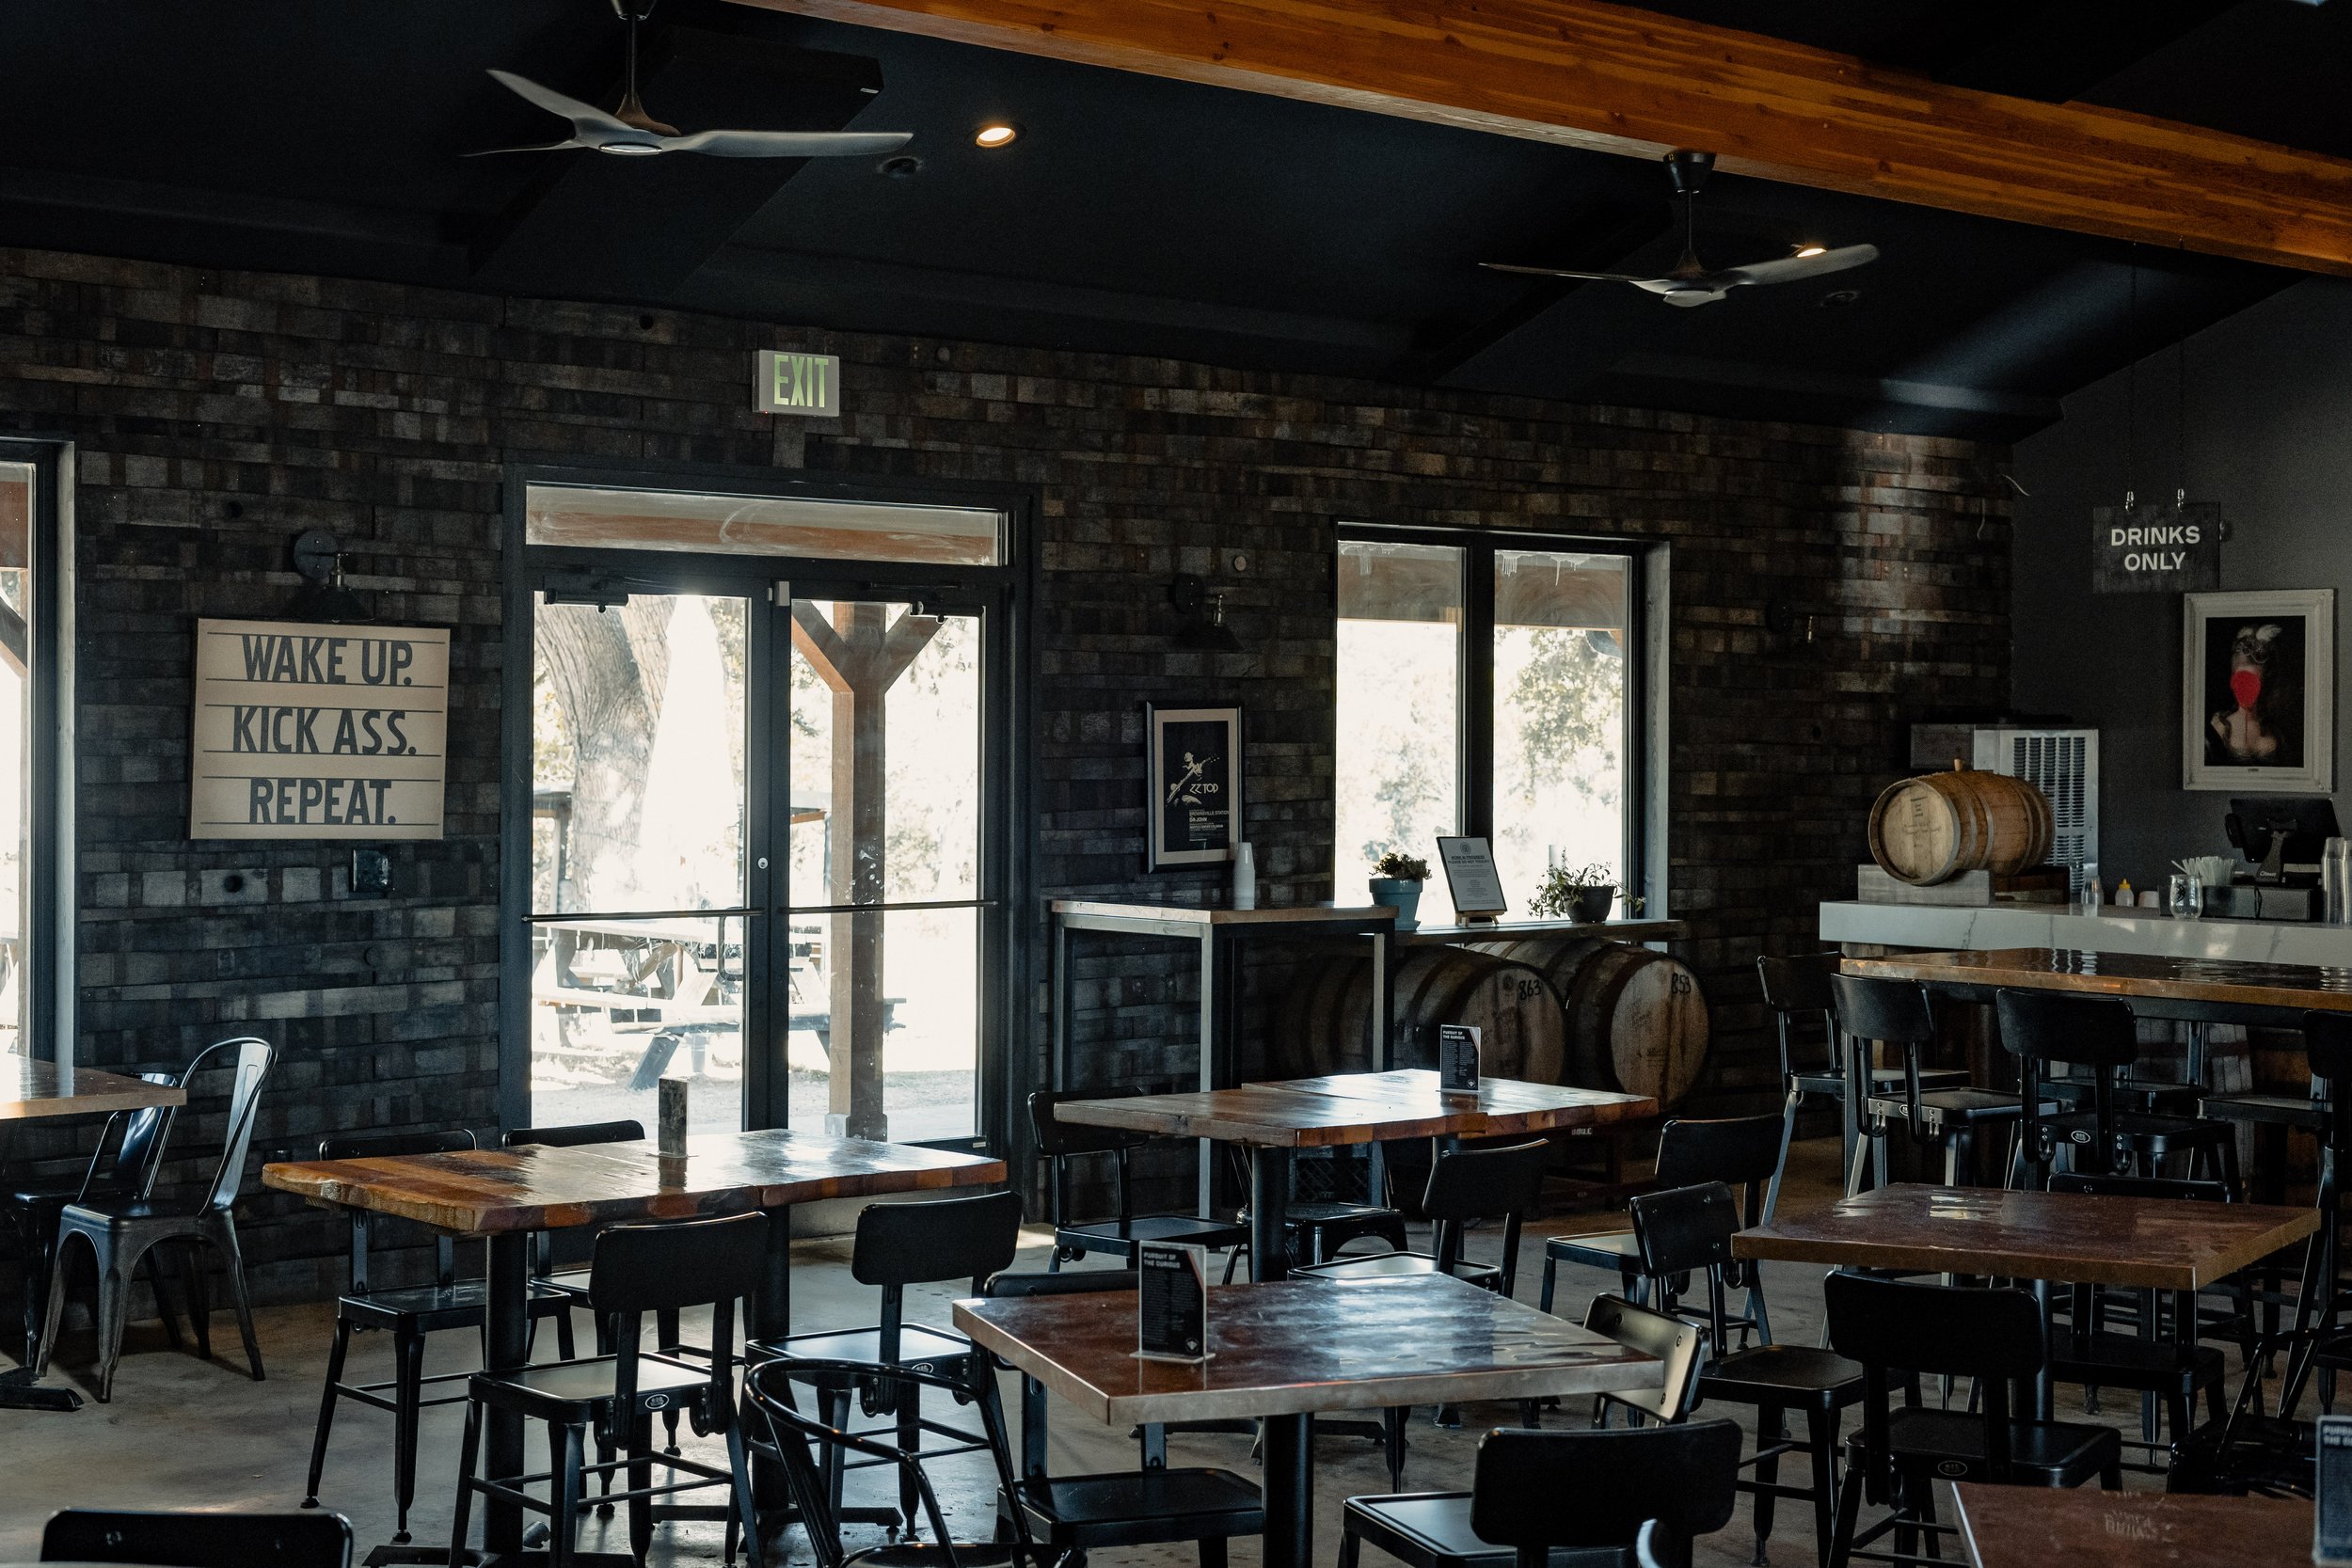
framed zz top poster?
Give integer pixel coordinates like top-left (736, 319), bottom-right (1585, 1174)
top-left (1146, 703), bottom-right (1241, 870)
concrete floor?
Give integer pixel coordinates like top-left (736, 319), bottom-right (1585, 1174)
top-left (0, 1138), bottom-right (2290, 1566)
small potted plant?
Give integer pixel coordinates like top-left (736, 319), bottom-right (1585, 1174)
top-left (1530, 862), bottom-right (1618, 925)
top-left (1368, 850), bottom-right (1431, 931)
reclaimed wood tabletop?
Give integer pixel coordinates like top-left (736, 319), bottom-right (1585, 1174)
top-left (1, 1054), bottom-right (185, 1122)
top-left (952, 1272), bottom-right (1659, 1425)
top-left (1052, 1070), bottom-right (1654, 1148)
top-left (1842, 946), bottom-right (2352, 1012)
top-left (262, 1127), bottom-right (1006, 1235)
top-left (1732, 1182), bottom-right (2315, 1291)
top-left (1953, 1482), bottom-right (2311, 1568)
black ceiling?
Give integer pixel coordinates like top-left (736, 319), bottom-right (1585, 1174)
top-left (1, 1), bottom-right (2345, 440)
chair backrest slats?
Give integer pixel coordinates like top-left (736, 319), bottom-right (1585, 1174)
top-left (850, 1188), bottom-right (1023, 1290)
top-left (1467, 1420), bottom-right (1742, 1553)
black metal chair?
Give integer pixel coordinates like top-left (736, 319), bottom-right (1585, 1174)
top-left (1995, 989), bottom-right (2242, 1194)
top-left (745, 1353), bottom-right (1025, 1568)
top-left (503, 1118), bottom-right (647, 1328)
top-left (299, 1129), bottom-right (579, 1544)
top-left (753, 1188), bottom-right (1024, 1529)
top-left (447, 1210), bottom-right (768, 1568)
top-left (984, 1268), bottom-right (1264, 1565)
top-left (1338, 1419), bottom-right (1743, 1568)
top-left (2276, 1011), bottom-right (2352, 1417)
top-left (1834, 974), bottom-right (2037, 1195)
top-left (2041, 1171), bottom-right (2233, 1465)
top-left (1756, 953), bottom-right (1965, 1221)
top-left (1540, 1113), bottom-right (1782, 1347)
top-left (1293, 1138), bottom-right (1550, 1294)
top-left (3, 1069), bottom-right (177, 1366)
top-left (35, 1037), bottom-right (275, 1402)
top-left (1824, 1274), bottom-right (2122, 1568)
top-left (2202, 1061), bottom-right (2328, 1355)
top-left (41, 1507), bottom-right (354, 1567)
top-left (1628, 1180), bottom-right (1866, 1568)
top-left (1030, 1087), bottom-right (1248, 1270)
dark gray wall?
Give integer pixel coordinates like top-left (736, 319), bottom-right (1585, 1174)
top-left (2012, 277), bottom-right (2352, 890)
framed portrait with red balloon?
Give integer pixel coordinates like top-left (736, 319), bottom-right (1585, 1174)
top-left (2184, 589), bottom-right (2334, 793)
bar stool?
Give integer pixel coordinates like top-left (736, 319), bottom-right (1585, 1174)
top-left (1996, 989), bottom-right (2243, 1193)
top-left (1832, 974), bottom-right (2034, 1196)
top-left (1756, 953), bottom-right (1964, 1220)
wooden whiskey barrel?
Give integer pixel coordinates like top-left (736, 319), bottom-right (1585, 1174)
top-left (1867, 767), bottom-right (2054, 885)
top-left (1272, 948), bottom-right (1566, 1082)
top-left (1473, 938), bottom-right (1709, 1107)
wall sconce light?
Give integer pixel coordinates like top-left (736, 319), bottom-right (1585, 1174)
top-left (1168, 573), bottom-right (1241, 652)
top-left (290, 529), bottom-right (373, 624)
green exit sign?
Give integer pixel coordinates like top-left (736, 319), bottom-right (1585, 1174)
top-left (755, 350), bottom-right (842, 418)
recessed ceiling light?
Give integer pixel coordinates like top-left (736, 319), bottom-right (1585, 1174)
top-left (975, 122), bottom-right (1019, 149)
top-left (1794, 244), bottom-right (1827, 258)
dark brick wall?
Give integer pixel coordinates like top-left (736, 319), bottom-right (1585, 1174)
top-left (0, 246), bottom-right (2010, 1299)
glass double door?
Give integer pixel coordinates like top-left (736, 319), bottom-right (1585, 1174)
top-left (527, 584), bottom-right (989, 1144)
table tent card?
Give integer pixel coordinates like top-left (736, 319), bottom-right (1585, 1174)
top-left (2321, 1416), bottom-right (2352, 1565)
top-left (1438, 1022), bottom-right (1482, 1096)
top-left (1136, 1241), bottom-right (1213, 1363)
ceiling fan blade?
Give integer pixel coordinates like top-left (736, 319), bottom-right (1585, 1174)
top-left (463, 137), bottom-right (597, 157)
top-left (659, 127), bottom-right (914, 159)
top-left (1714, 244), bottom-right (1879, 289)
top-left (1480, 261), bottom-right (1659, 285)
top-left (1661, 289), bottom-right (1726, 308)
top-left (487, 69), bottom-right (638, 138)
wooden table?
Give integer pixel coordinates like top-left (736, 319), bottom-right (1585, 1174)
top-left (1049, 900), bottom-right (1399, 1211)
top-left (1054, 1070), bottom-right (1653, 1278)
top-left (1952, 1481), bottom-right (2311, 1567)
top-left (1733, 1182), bottom-right (2314, 1415)
top-left (2, 1054), bottom-right (184, 1120)
top-left (264, 1129), bottom-right (1004, 1566)
top-left (953, 1273), bottom-right (1659, 1568)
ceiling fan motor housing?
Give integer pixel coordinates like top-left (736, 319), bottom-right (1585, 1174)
top-left (1664, 148), bottom-right (1717, 197)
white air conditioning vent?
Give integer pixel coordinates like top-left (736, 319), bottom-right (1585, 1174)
top-left (1973, 728), bottom-right (2099, 892)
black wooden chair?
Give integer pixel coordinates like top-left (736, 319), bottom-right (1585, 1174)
top-left (3, 1069), bottom-right (177, 1367)
top-left (1756, 952), bottom-right (1965, 1221)
top-left (752, 1188), bottom-right (1024, 1530)
top-left (1540, 1113), bottom-right (1782, 1348)
top-left (447, 1210), bottom-right (768, 1568)
top-left (1339, 1315), bottom-right (1724, 1568)
top-left (1293, 1138), bottom-right (1550, 1295)
top-left (1340, 1419), bottom-right (1742, 1568)
top-left (35, 1037), bottom-right (275, 1402)
top-left (1834, 974), bottom-right (2038, 1195)
top-left (299, 1129), bottom-right (578, 1544)
top-left (1824, 1274), bottom-right (2121, 1568)
top-left (2274, 1011), bottom-right (2352, 1417)
top-left (2041, 1171), bottom-right (2233, 1465)
top-left (1029, 1087), bottom-right (1248, 1270)
top-left (984, 1268), bottom-right (1264, 1565)
top-left (42, 1507), bottom-right (354, 1567)
top-left (1628, 1180), bottom-right (1867, 1568)
top-left (1995, 989), bottom-right (2241, 1194)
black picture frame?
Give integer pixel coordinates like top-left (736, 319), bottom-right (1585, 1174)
top-left (1145, 703), bottom-right (1242, 870)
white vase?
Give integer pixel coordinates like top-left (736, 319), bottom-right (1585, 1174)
top-left (1232, 842), bottom-right (1257, 909)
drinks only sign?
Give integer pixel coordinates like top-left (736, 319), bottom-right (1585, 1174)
top-left (2090, 500), bottom-right (2223, 594)
top-left (189, 619), bottom-right (449, 840)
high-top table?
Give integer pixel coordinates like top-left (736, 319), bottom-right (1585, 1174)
top-left (2, 1055), bottom-right (185, 1411)
top-left (264, 1129), bottom-right (1004, 1566)
top-left (1952, 1481), bottom-right (2311, 1567)
top-left (1053, 1069), bottom-right (1652, 1278)
top-left (1733, 1182), bottom-right (2315, 1417)
top-left (954, 1272), bottom-right (1659, 1568)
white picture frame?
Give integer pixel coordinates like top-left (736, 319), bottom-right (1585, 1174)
top-left (2182, 588), bottom-right (2335, 793)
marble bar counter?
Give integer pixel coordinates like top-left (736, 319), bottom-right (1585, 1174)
top-left (1819, 899), bottom-right (2352, 967)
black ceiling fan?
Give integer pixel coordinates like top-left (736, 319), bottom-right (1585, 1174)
top-left (1483, 150), bottom-right (1878, 308)
top-left (474, 0), bottom-right (913, 160)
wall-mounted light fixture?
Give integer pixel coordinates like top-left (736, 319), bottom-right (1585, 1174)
top-left (1168, 573), bottom-right (1240, 652)
top-left (290, 529), bottom-right (373, 624)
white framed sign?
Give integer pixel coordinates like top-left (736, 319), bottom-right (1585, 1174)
top-left (755, 349), bottom-right (842, 418)
top-left (188, 619), bottom-right (450, 840)
top-left (2182, 589), bottom-right (2334, 793)
top-left (1437, 835), bottom-right (1508, 920)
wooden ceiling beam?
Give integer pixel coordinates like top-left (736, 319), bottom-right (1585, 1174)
top-left (734, 0), bottom-right (2352, 277)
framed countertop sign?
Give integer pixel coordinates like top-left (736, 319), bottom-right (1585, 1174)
top-left (1147, 703), bottom-right (1240, 870)
top-left (2183, 589), bottom-right (2335, 793)
top-left (189, 619), bottom-right (451, 840)
top-left (1437, 835), bottom-right (1509, 920)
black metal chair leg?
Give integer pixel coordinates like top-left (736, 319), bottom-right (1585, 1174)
top-left (214, 1222), bottom-right (264, 1381)
top-left (303, 1319), bottom-right (352, 1509)
top-left (391, 1326), bottom-right (425, 1543)
top-left (628, 1415), bottom-right (655, 1563)
top-left (1805, 1408), bottom-right (1838, 1568)
top-left (446, 1397), bottom-right (482, 1568)
top-left (1752, 1403), bottom-right (1784, 1566)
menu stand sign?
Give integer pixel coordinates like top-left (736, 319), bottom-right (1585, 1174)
top-left (2321, 1415), bottom-right (2352, 1564)
top-left (1437, 836), bottom-right (1509, 925)
top-left (1438, 1023), bottom-right (1482, 1098)
top-left (1136, 1242), bottom-right (1213, 1364)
